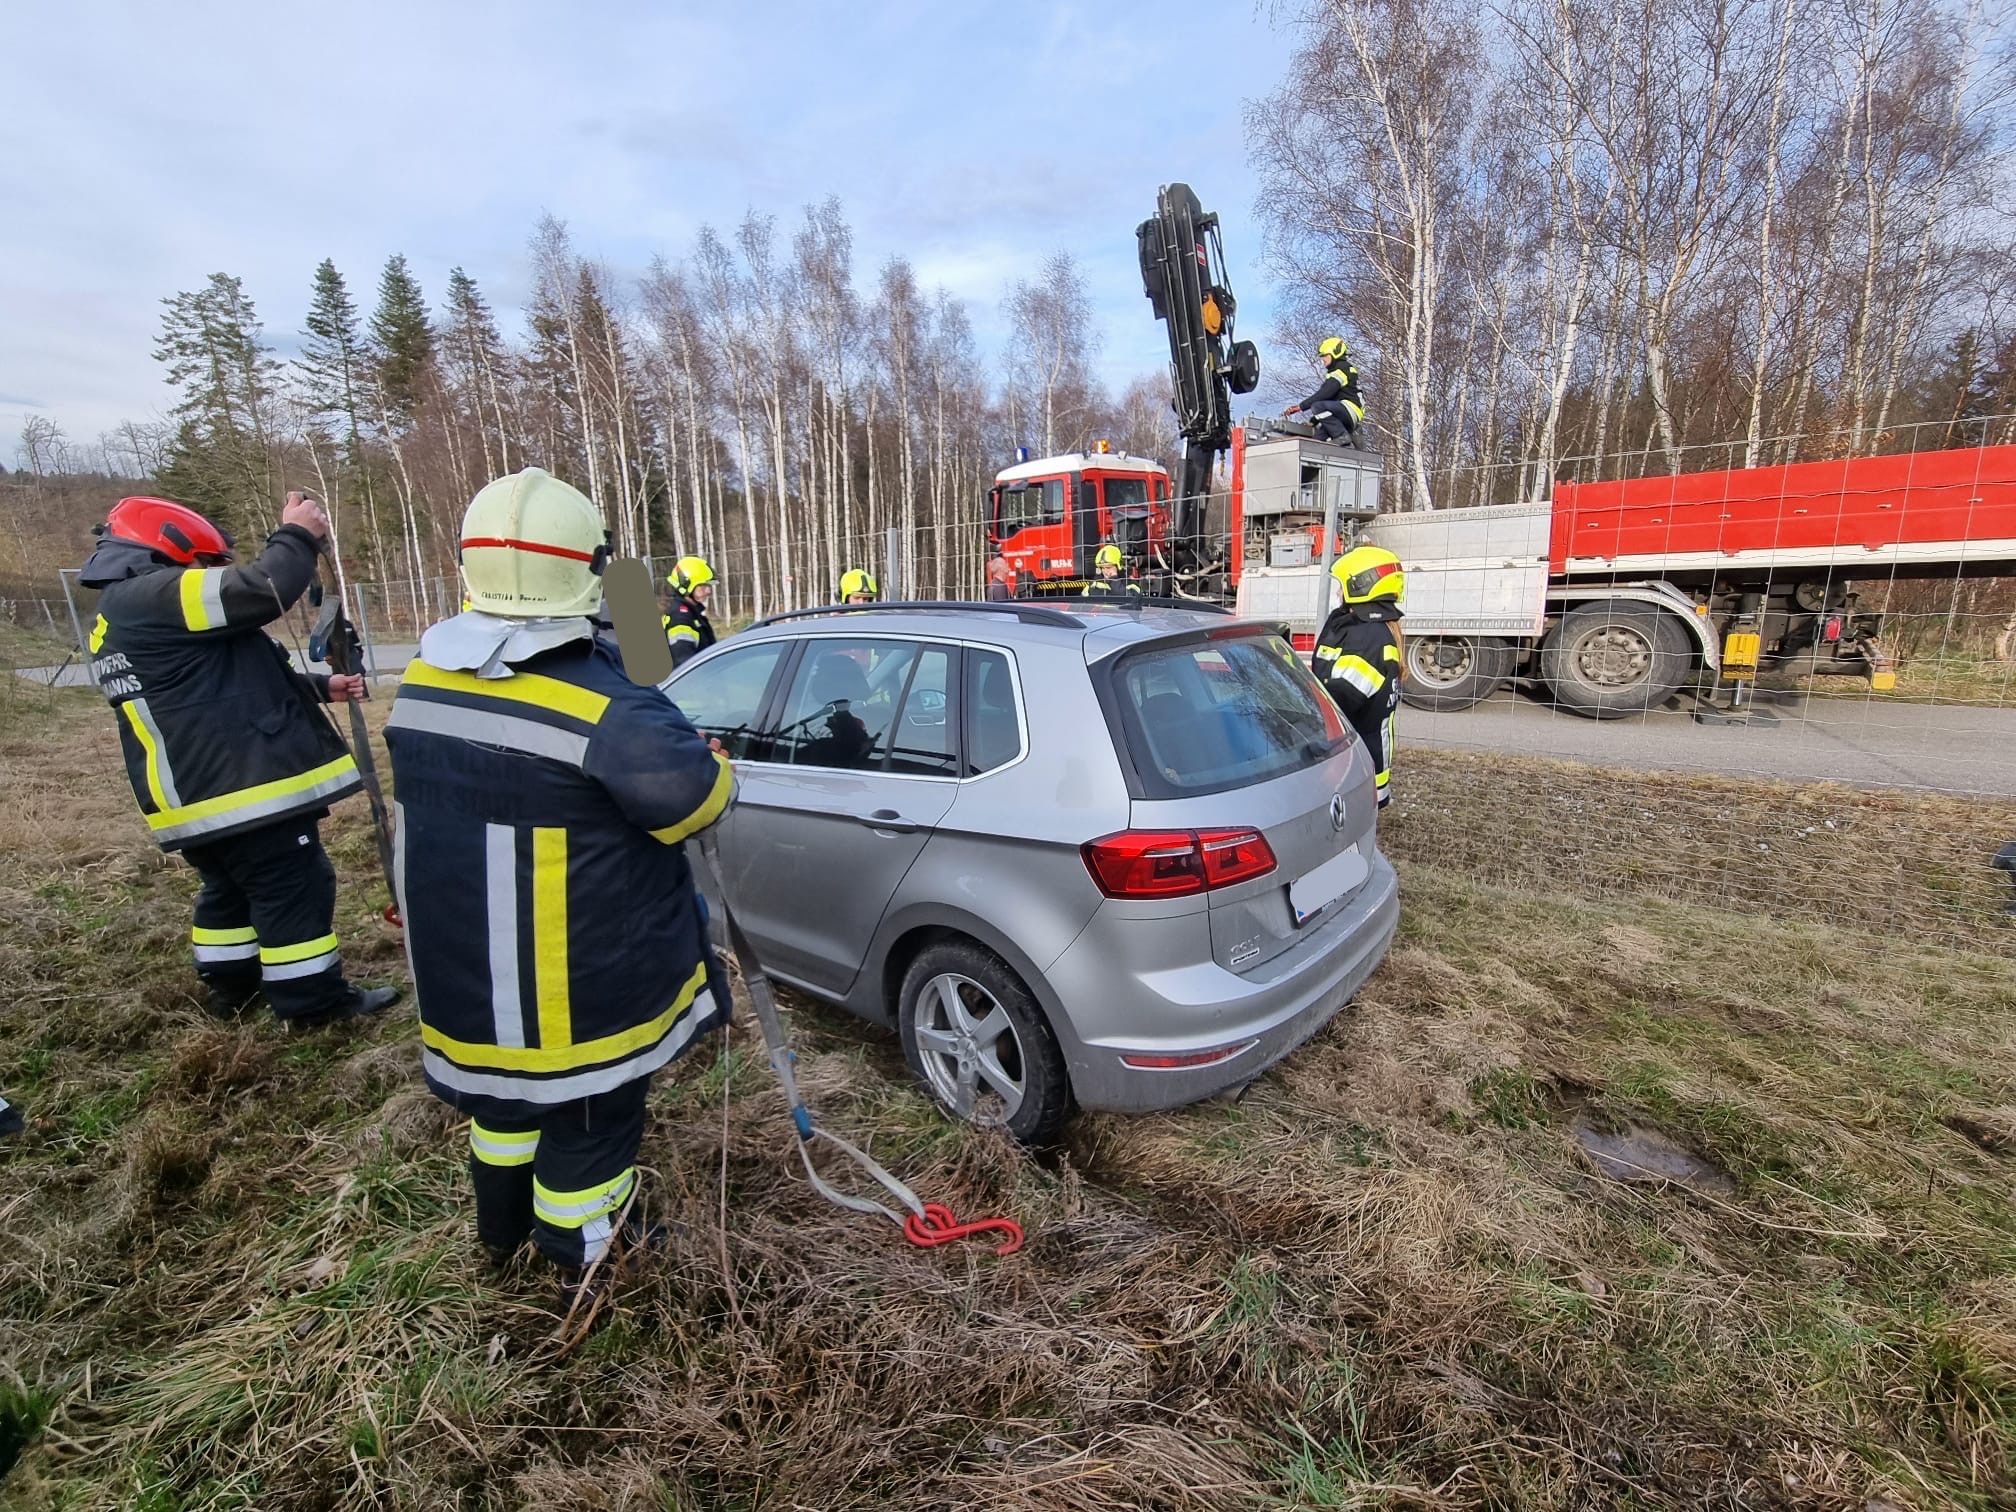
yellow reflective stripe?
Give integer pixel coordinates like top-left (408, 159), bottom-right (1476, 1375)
top-left (121, 702), bottom-right (170, 809)
top-left (668, 624), bottom-right (701, 644)
top-left (532, 827), bottom-right (571, 1052)
top-left (192, 925), bottom-right (258, 945)
top-left (649, 753), bottom-right (733, 845)
top-left (143, 754), bottom-right (358, 833)
top-left (89, 614), bottom-right (109, 652)
top-left (533, 1167), bottom-right (636, 1227)
top-left (260, 933), bottom-right (339, 965)
top-left (1382, 642), bottom-right (1400, 664)
top-left (1375, 769), bottom-right (1391, 787)
top-left (401, 659), bottom-right (610, 726)
top-left (1336, 654), bottom-right (1384, 696)
top-left (470, 1122), bottom-right (539, 1167)
top-left (420, 960), bottom-right (708, 1073)
top-left (1314, 643), bottom-right (1342, 661)
top-left (178, 568), bottom-right (226, 630)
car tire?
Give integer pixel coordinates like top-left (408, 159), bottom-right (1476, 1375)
top-left (1540, 602), bottom-right (1693, 719)
top-left (1399, 633), bottom-right (1516, 712)
top-left (898, 939), bottom-right (1071, 1146)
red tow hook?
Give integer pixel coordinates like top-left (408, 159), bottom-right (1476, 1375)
top-left (903, 1202), bottom-right (1024, 1256)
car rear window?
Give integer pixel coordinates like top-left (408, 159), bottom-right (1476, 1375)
top-left (1112, 633), bottom-right (1347, 796)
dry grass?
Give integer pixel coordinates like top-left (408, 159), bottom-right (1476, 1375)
top-left (2, 684), bottom-right (2014, 1510)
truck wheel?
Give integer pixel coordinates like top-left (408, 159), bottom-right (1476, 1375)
top-left (1540, 602), bottom-right (1692, 719)
top-left (899, 939), bottom-right (1071, 1147)
top-left (1399, 634), bottom-right (1515, 712)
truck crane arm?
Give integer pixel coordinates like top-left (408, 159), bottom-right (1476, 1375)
top-left (1138, 183), bottom-right (1259, 569)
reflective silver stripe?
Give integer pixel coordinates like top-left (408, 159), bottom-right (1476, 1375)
top-left (263, 949), bottom-right (339, 982)
top-left (127, 697), bottom-right (183, 808)
top-left (150, 767), bottom-right (363, 845)
top-left (579, 1215), bottom-right (615, 1264)
top-left (387, 698), bottom-right (590, 766)
top-left (485, 824), bottom-right (525, 1048)
top-left (419, 988), bottom-right (717, 1104)
top-left (534, 1169), bottom-right (636, 1224)
top-left (194, 942), bottom-right (260, 963)
top-left (470, 1126), bottom-right (538, 1164)
top-left (392, 799), bottom-right (408, 926)
top-left (200, 568), bottom-right (227, 629)
top-left (1334, 663), bottom-right (1379, 697)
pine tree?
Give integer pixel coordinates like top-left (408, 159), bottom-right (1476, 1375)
top-left (297, 259), bottom-right (383, 569)
top-left (443, 267), bottom-right (513, 476)
top-left (370, 254), bottom-right (434, 426)
top-left (152, 272), bottom-right (281, 537)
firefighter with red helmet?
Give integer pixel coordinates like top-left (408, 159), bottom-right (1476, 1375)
top-left (77, 492), bottom-right (401, 1026)
top-left (1312, 545), bottom-right (1405, 807)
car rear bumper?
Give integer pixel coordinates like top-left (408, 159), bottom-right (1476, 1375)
top-left (1052, 852), bottom-right (1401, 1113)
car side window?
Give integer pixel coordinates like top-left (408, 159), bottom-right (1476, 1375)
top-left (962, 649), bottom-right (1023, 776)
top-left (774, 638), bottom-right (918, 771)
top-left (665, 641), bottom-right (786, 759)
top-left (888, 646), bottom-right (957, 777)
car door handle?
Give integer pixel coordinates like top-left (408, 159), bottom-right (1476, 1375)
top-left (857, 808), bottom-right (920, 834)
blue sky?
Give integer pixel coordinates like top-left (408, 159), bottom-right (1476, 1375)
top-left (0, 1), bottom-right (1296, 455)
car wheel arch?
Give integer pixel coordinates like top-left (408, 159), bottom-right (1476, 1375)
top-left (862, 906), bottom-right (1084, 1056)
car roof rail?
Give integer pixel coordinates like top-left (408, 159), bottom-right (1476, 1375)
top-left (747, 599), bottom-right (1087, 631)
top-left (1080, 595), bottom-right (1238, 616)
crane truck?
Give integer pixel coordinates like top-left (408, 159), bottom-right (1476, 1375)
top-left (986, 184), bottom-right (2016, 719)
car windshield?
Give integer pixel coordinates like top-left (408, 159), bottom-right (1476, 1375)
top-left (1113, 633), bottom-right (1347, 796)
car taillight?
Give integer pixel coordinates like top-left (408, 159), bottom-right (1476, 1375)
top-left (1082, 828), bottom-right (1278, 898)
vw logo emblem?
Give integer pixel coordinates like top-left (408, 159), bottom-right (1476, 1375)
top-left (1329, 793), bottom-right (1347, 831)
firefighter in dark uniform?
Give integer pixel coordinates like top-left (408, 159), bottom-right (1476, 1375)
top-left (1312, 545), bottom-right (1405, 808)
top-left (838, 568), bottom-right (879, 604)
top-left (663, 556), bottom-right (717, 668)
top-left (386, 469), bottom-right (736, 1289)
top-left (1081, 544), bottom-right (1143, 599)
top-left (1285, 335), bottom-right (1364, 446)
top-left (77, 493), bottom-right (400, 1026)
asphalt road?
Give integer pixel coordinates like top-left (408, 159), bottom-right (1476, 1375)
top-left (21, 644), bottom-right (2016, 799)
top-left (1401, 687), bottom-right (2016, 798)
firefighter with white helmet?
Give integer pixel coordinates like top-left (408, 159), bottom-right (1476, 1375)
top-left (386, 468), bottom-right (735, 1296)
top-left (663, 556), bottom-right (717, 668)
top-left (1284, 335), bottom-right (1364, 447)
top-left (1312, 544), bottom-right (1405, 807)
top-left (1081, 544), bottom-right (1142, 600)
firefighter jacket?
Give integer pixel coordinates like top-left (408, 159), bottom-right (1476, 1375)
top-left (1302, 363), bottom-right (1365, 426)
top-left (384, 631), bottom-right (737, 1107)
top-left (1312, 602), bottom-right (1403, 798)
top-left (77, 528), bottom-right (360, 851)
top-left (663, 593), bottom-right (716, 668)
top-left (1081, 578), bottom-right (1143, 599)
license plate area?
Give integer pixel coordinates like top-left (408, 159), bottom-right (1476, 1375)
top-left (1289, 847), bottom-right (1368, 925)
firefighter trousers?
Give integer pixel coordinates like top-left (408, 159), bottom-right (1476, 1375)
top-left (182, 817), bottom-right (356, 1022)
top-left (465, 1076), bottom-right (651, 1271)
top-left (1312, 409), bottom-right (1359, 446)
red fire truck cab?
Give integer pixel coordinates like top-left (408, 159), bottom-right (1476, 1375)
top-left (988, 444), bottom-right (1173, 593)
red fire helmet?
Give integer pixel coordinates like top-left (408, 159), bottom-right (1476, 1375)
top-left (103, 496), bottom-right (234, 564)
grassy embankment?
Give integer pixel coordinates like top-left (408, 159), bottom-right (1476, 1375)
top-left (1, 678), bottom-right (2012, 1510)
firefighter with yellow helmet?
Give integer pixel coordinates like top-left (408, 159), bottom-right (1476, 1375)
top-left (1312, 544), bottom-right (1404, 807)
top-left (838, 568), bottom-right (879, 604)
top-left (386, 468), bottom-right (735, 1296)
top-left (663, 556), bottom-right (716, 668)
top-left (1081, 543), bottom-right (1142, 599)
top-left (1284, 336), bottom-right (1364, 447)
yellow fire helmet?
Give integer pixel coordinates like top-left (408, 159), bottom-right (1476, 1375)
top-left (1331, 544), bottom-right (1403, 605)
top-left (667, 556), bottom-right (715, 595)
top-left (839, 567), bottom-right (879, 600)
top-left (458, 468), bottom-right (608, 617)
top-left (1318, 335), bottom-right (1350, 362)
top-left (1094, 544), bottom-right (1125, 569)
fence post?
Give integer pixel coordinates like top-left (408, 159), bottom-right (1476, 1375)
top-left (57, 568), bottom-right (88, 654)
top-left (885, 526), bottom-right (902, 602)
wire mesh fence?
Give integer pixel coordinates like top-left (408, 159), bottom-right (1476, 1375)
top-left (13, 418), bottom-right (2014, 955)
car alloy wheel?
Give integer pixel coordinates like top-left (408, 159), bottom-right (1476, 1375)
top-left (909, 971), bottom-right (1027, 1125)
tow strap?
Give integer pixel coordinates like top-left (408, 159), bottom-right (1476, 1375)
top-left (695, 831), bottom-right (1023, 1256)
